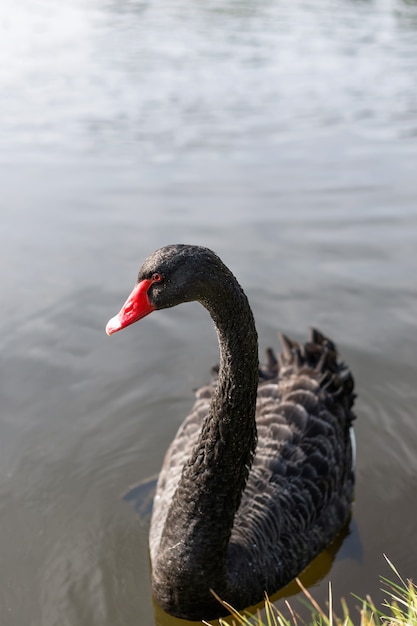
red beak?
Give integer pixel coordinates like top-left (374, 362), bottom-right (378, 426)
top-left (106, 279), bottom-right (155, 335)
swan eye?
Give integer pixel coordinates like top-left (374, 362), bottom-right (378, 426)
top-left (152, 273), bottom-right (163, 283)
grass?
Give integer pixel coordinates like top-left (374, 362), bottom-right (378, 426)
top-left (204, 557), bottom-right (417, 626)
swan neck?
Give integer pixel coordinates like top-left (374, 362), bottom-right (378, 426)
top-left (154, 272), bottom-right (259, 609)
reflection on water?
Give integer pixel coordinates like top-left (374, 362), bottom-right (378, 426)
top-left (0, 0), bottom-right (417, 624)
top-left (1, 0), bottom-right (417, 161)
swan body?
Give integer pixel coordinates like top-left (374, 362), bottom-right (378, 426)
top-left (106, 244), bottom-right (356, 621)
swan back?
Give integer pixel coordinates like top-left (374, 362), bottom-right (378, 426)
top-left (150, 328), bottom-right (356, 613)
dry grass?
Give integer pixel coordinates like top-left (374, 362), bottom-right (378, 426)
top-left (204, 557), bottom-right (417, 626)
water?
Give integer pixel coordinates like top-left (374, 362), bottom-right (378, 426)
top-left (1, 0), bottom-right (417, 624)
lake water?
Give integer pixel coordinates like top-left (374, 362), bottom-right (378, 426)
top-left (1, 0), bottom-right (417, 624)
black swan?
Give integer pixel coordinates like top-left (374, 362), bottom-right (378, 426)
top-left (105, 244), bottom-right (356, 621)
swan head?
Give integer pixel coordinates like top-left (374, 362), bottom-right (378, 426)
top-left (106, 244), bottom-right (229, 335)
